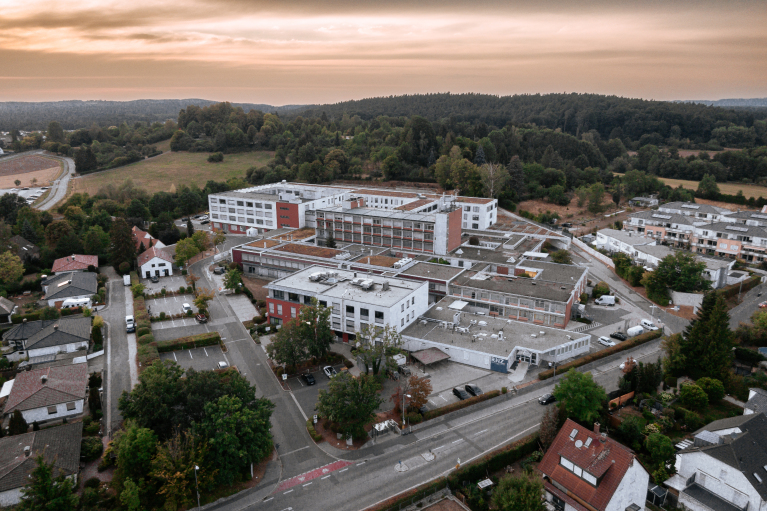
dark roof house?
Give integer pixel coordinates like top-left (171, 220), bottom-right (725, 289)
top-left (4, 364), bottom-right (88, 416)
top-left (43, 272), bottom-right (98, 302)
top-left (0, 422), bottom-right (83, 501)
top-left (0, 297), bottom-right (16, 322)
top-left (7, 235), bottom-right (40, 262)
top-left (1, 317), bottom-right (91, 352)
top-left (746, 388), bottom-right (767, 416)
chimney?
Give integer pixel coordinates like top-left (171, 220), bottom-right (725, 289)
top-left (594, 422), bottom-right (600, 434)
top-left (41, 375), bottom-right (48, 385)
top-left (53, 324), bottom-right (59, 330)
top-left (24, 446), bottom-right (30, 457)
top-left (600, 432), bottom-right (607, 443)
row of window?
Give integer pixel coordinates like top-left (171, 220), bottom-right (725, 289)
top-left (49, 402), bottom-right (78, 414)
top-left (559, 456), bottom-right (598, 486)
top-left (554, 340), bottom-right (588, 356)
top-left (453, 289), bottom-right (567, 313)
top-left (325, 225), bottom-right (434, 240)
top-left (213, 198), bottom-right (273, 209)
top-left (315, 213), bottom-right (433, 230)
top-left (212, 215), bottom-right (274, 226)
top-left (316, 232), bottom-right (435, 251)
top-left (212, 207), bottom-right (274, 217)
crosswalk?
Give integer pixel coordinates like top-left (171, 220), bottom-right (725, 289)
top-left (570, 321), bottom-right (602, 333)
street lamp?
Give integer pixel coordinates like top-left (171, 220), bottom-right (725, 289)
top-left (402, 393), bottom-right (411, 432)
top-left (194, 465), bottom-right (201, 510)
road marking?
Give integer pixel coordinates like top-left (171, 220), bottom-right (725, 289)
top-left (283, 489), bottom-right (293, 494)
top-left (321, 475), bottom-right (331, 480)
top-left (434, 445), bottom-right (445, 450)
top-left (173, 352), bottom-right (177, 362)
top-left (189, 350), bottom-right (193, 359)
top-left (440, 395), bottom-right (448, 402)
top-left (263, 497), bottom-right (273, 503)
top-left (452, 439), bottom-right (462, 444)
top-left (280, 446), bottom-right (309, 456)
top-left (475, 429), bottom-right (487, 436)
top-left (289, 392), bottom-right (308, 421)
top-left (357, 461), bottom-right (366, 465)
top-left (204, 348), bottom-right (208, 357)
top-left (339, 468), bottom-right (348, 473)
top-left (302, 482), bottom-right (312, 487)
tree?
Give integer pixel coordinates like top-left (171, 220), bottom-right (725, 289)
top-left (150, 431), bottom-right (216, 511)
top-left (654, 252), bottom-right (710, 293)
top-left (40, 306), bottom-right (60, 320)
top-left (14, 179), bottom-right (21, 187)
top-left (83, 226), bottom-right (110, 256)
top-left (185, 272), bottom-right (200, 292)
top-left (18, 456), bottom-right (79, 511)
top-left (316, 372), bottom-right (382, 439)
top-left (407, 375), bottom-right (432, 411)
top-left (611, 178), bottom-right (622, 206)
top-left (325, 234), bottom-right (336, 248)
top-left (539, 406), bottom-right (560, 451)
top-left (44, 219), bottom-right (73, 248)
top-left (109, 217), bottom-right (136, 270)
top-left (191, 230), bottom-right (210, 252)
top-left (212, 230), bottom-right (226, 250)
top-left (119, 478), bottom-right (141, 511)
top-left (193, 288), bottom-right (214, 315)
top-left (0, 250), bottom-right (24, 284)
top-left (174, 237), bottom-right (200, 267)
top-left (266, 319), bottom-right (307, 369)
top-left (674, 291), bottom-right (734, 380)
top-left (697, 173), bottom-right (720, 200)
top-left (297, 298), bottom-right (334, 360)
top-left (680, 383), bottom-right (709, 411)
top-left (118, 360), bottom-right (185, 440)
top-left (491, 472), bottom-right (546, 511)
top-left (473, 145), bottom-right (486, 165)
top-left (74, 145), bottom-right (98, 173)
top-left (196, 394), bottom-right (274, 486)
top-left (355, 324), bottom-right (402, 375)
top-left (116, 421), bottom-right (159, 483)
top-left (553, 369), bottom-right (606, 424)
top-left (587, 183), bottom-right (605, 213)
top-left (696, 377), bottom-right (725, 402)
top-left (46, 121), bottom-right (65, 143)
top-left (223, 267), bottom-right (242, 292)
top-left (645, 433), bottom-right (675, 473)
top-left (186, 219), bottom-right (194, 237)
top-left (619, 416), bottom-right (644, 450)
top-left (8, 409), bottom-right (28, 435)
top-left (479, 163), bottom-right (509, 199)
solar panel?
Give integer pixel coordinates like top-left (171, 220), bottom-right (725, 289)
top-left (726, 226), bottom-right (749, 232)
top-left (681, 204), bottom-right (700, 209)
top-left (651, 214), bottom-right (672, 220)
top-left (569, 428), bottom-right (578, 440)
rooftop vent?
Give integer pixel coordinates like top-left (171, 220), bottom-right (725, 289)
top-left (53, 324), bottom-right (59, 330)
top-left (41, 375), bottom-right (48, 385)
top-left (23, 446), bottom-right (30, 457)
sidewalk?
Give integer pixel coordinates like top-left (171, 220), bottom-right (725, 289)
top-left (330, 342), bottom-right (361, 376)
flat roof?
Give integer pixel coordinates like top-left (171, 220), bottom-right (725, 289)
top-left (349, 254), bottom-right (400, 268)
top-left (395, 198), bottom-right (437, 211)
top-left (209, 190), bottom-right (279, 202)
top-left (273, 228), bottom-right (316, 242)
top-left (318, 205), bottom-right (442, 221)
top-left (398, 261), bottom-right (466, 281)
top-left (452, 270), bottom-right (574, 302)
top-left (411, 348), bottom-right (450, 365)
top-left (352, 188), bottom-right (421, 199)
top-left (515, 260), bottom-right (588, 285)
top-left (597, 228), bottom-right (650, 246)
top-left (246, 239), bottom-right (282, 249)
top-left (402, 297), bottom-right (589, 357)
top-left (451, 246), bottom-right (518, 265)
top-left (267, 266), bottom-right (426, 307)
top-left (274, 243), bottom-right (347, 259)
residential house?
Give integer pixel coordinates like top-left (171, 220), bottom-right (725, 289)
top-left (0, 422), bottom-right (83, 506)
top-left (623, 210), bottom-right (697, 248)
top-left (51, 254), bottom-right (98, 274)
top-left (7, 235), bottom-right (40, 263)
top-left (658, 201), bottom-right (733, 222)
top-left (42, 272), bottom-right (98, 308)
top-left (692, 222), bottom-right (767, 262)
top-left (719, 209), bottom-right (767, 228)
top-left (3, 363), bottom-right (88, 424)
top-left (745, 388), bottom-right (767, 416)
top-left (132, 225), bottom-right (165, 252)
top-left (628, 196), bottom-right (659, 208)
top-left (0, 297), bottom-right (16, 324)
top-left (1, 317), bottom-right (90, 358)
top-left (538, 419), bottom-right (650, 511)
top-left (595, 228), bottom-right (653, 254)
top-left (665, 413), bottom-right (767, 511)
top-left (138, 246), bottom-right (174, 279)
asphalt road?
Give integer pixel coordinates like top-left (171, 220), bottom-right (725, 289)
top-left (34, 151), bottom-right (75, 210)
top-left (728, 281), bottom-right (767, 329)
top-left (102, 269), bottom-right (131, 436)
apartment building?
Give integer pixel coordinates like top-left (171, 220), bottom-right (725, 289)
top-left (314, 197), bottom-right (462, 256)
top-left (624, 211), bottom-right (696, 248)
top-left (658, 201), bottom-right (733, 222)
top-left (265, 266), bottom-right (428, 342)
top-left (719, 209), bottom-right (767, 227)
top-left (692, 222), bottom-right (767, 262)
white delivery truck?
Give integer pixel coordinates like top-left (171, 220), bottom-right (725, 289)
top-left (594, 295), bottom-right (616, 306)
top-left (626, 325), bottom-right (645, 337)
top-left (123, 274), bottom-right (131, 286)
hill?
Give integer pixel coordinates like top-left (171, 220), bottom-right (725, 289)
top-left (0, 99), bottom-right (305, 131)
top-left (680, 98), bottom-right (767, 108)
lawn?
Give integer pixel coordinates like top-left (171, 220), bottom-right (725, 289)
top-left (658, 177), bottom-right (767, 200)
top-left (74, 150), bottom-right (274, 195)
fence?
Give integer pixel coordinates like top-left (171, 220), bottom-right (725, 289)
top-left (572, 237), bottom-right (615, 268)
top-left (366, 480), bottom-right (451, 511)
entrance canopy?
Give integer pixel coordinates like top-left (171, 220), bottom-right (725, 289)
top-left (411, 347), bottom-right (450, 366)
top-left (448, 300), bottom-right (468, 310)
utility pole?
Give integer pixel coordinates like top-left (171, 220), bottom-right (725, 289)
top-left (195, 465), bottom-right (201, 510)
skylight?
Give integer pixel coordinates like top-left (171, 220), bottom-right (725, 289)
top-left (755, 473), bottom-right (763, 483)
top-left (681, 204), bottom-right (700, 209)
top-left (725, 226), bottom-right (749, 232)
top-left (569, 429), bottom-right (578, 440)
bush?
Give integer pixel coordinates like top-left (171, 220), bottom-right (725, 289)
top-left (696, 377), bottom-right (725, 402)
top-left (579, 292), bottom-right (589, 304)
top-left (680, 383), bottom-right (709, 411)
top-left (405, 413), bottom-right (423, 425)
top-left (137, 343), bottom-right (160, 366)
top-left (208, 152), bottom-right (224, 163)
top-left (159, 311), bottom-right (166, 320)
top-left (137, 334), bottom-right (155, 345)
top-left (306, 419), bottom-right (323, 442)
top-left (423, 390), bottom-right (501, 421)
top-left (84, 477), bottom-right (101, 489)
top-left (592, 281), bottom-right (610, 299)
top-left (186, 286), bottom-right (193, 294)
top-left (84, 421), bottom-right (100, 436)
top-left (118, 262), bottom-right (130, 274)
top-left (136, 327), bottom-right (151, 337)
top-left (154, 332), bottom-right (221, 353)
top-left (539, 329), bottom-right (663, 379)
top-left (81, 437), bottom-right (104, 461)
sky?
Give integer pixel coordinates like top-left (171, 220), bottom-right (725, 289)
top-left (1, 0), bottom-right (766, 104)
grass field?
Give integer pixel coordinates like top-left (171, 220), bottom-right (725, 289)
top-left (75, 150), bottom-right (274, 195)
top-left (658, 177), bottom-right (767, 199)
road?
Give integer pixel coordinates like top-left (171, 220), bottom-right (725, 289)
top-left (102, 267), bottom-right (131, 436)
top-left (36, 152), bottom-right (74, 210)
top-left (728, 281), bottom-right (767, 329)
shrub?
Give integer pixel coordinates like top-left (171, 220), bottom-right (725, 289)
top-left (208, 152), bottom-right (224, 163)
top-left (118, 262), bottom-right (130, 274)
top-left (137, 334), bottom-right (155, 345)
top-left (306, 419), bottom-right (323, 442)
top-left (579, 292), bottom-right (589, 304)
top-left (592, 281), bottom-right (610, 299)
top-left (501, 387), bottom-right (508, 394)
top-left (137, 343), bottom-right (160, 366)
top-left (136, 327), bottom-right (151, 337)
top-left (84, 422), bottom-right (100, 436)
top-left (154, 332), bottom-right (221, 353)
top-left (405, 413), bottom-right (423, 425)
top-left (697, 377), bottom-right (726, 402)
top-left (159, 311), bottom-right (166, 319)
top-left (423, 390), bottom-right (501, 421)
top-left (81, 437), bottom-right (104, 461)
top-left (84, 477), bottom-right (101, 489)
top-left (680, 383), bottom-right (709, 411)
top-left (186, 286), bottom-right (193, 294)
top-left (683, 410), bottom-right (704, 431)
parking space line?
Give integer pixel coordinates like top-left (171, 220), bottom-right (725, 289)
top-left (173, 352), bottom-right (177, 362)
top-left (189, 350), bottom-right (193, 359)
top-left (204, 348), bottom-right (209, 357)
top-left (321, 475), bottom-right (331, 480)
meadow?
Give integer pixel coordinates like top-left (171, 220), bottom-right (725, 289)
top-left (658, 177), bottom-right (767, 199)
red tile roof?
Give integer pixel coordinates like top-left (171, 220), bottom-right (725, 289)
top-left (5, 364), bottom-right (88, 413)
top-left (137, 246), bottom-right (174, 267)
top-left (132, 226), bottom-right (157, 251)
top-left (538, 419), bottom-right (639, 511)
top-left (51, 254), bottom-right (98, 273)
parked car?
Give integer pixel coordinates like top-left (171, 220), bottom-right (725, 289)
top-left (181, 217), bottom-right (190, 221)
top-left (640, 319), bottom-right (659, 331)
top-left (182, 303), bottom-right (193, 315)
top-left (198, 215), bottom-right (209, 220)
top-left (323, 366), bottom-right (337, 378)
top-left (302, 373), bottom-right (316, 385)
top-left (217, 361), bottom-right (228, 369)
top-left (452, 387), bottom-right (470, 400)
top-left (598, 336), bottom-right (616, 347)
top-left (126, 315), bottom-right (136, 333)
top-left (213, 267), bottom-right (225, 275)
top-left (419, 405), bottom-right (429, 415)
top-left (538, 393), bottom-right (556, 405)
top-left (150, 275), bottom-right (159, 283)
top-left (610, 332), bottom-right (628, 341)
top-left (200, 220), bottom-right (210, 225)
top-left (465, 384), bottom-right (483, 396)
top-left (195, 313), bottom-right (208, 323)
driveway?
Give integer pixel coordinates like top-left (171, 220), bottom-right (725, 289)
top-left (226, 294), bottom-right (258, 323)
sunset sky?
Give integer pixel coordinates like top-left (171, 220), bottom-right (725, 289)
top-left (1, 0), bottom-right (765, 104)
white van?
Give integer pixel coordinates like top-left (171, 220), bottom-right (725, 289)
top-left (626, 325), bottom-right (645, 337)
top-left (594, 295), bottom-right (615, 306)
top-left (640, 319), bottom-right (659, 331)
top-left (61, 297), bottom-right (91, 309)
top-left (123, 275), bottom-right (131, 286)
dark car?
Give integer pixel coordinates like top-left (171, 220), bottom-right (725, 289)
top-left (126, 324), bottom-right (136, 334)
top-left (453, 387), bottom-right (470, 400)
top-left (200, 220), bottom-right (210, 225)
top-left (465, 384), bottom-right (483, 397)
top-left (302, 373), bottom-right (316, 385)
top-left (195, 313), bottom-right (208, 323)
top-left (213, 267), bottom-right (225, 275)
top-left (538, 393), bottom-right (556, 405)
top-left (150, 275), bottom-right (159, 283)
top-left (610, 331), bottom-right (628, 341)
top-left (181, 217), bottom-right (190, 222)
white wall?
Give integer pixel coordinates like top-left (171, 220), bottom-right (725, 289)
top-left (675, 451), bottom-right (760, 511)
top-left (27, 341), bottom-right (88, 359)
top-left (605, 459), bottom-right (649, 511)
top-left (19, 399), bottom-right (84, 424)
top-left (433, 212), bottom-right (449, 255)
top-left (0, 487), bottom-right (24, 507)
top-left (139, 257), bottom-right (173, 278)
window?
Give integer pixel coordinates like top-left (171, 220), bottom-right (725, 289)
top-left (375, 311), bottom-right (384, 323)
top-left (66, 402), bottom-right (76, 411)
top-left (48, 405), bottom-right (57, 415)
top-left (272, 290), bottom-right (285, 300)
top-left (412, 297), bottom-right (415, 305)
top-left (360, 308), bottom-right (369, 319)
top-left (237, 200), bottom-right (244, 206)
top-left (288, 292), bottom-right (299, 302)
top-left (269, 302), bottom-right (275, 314)
top-left (401, 318), bottom-right (405, 326)
top-left (277, 305), bottom-right (283, 315)
top-left (346, 305), bottom-right (355, 316)
top-left (219, 199), bottom-right (226, 204)
top-left (291, 307), bottom-right (296, 318)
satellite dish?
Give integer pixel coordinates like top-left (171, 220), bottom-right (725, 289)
top-left (575, 440), bottom-right (583, 448)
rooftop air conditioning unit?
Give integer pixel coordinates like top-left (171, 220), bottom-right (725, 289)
top-left (351, 278), bottom-right (364, 286)
top-left (309, 272), bottom-right (326, 281)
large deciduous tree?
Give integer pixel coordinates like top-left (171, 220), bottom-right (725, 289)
top-left (553, 369), bottom-right (606, 425)
top-left (109, 217), bottom-right (136, 270)
top-left (492, 473), bottom-right (546, 511)
top-left (266, 318), bottom-right (307, 370)
top-left (0, 250), bottom-right (24, 284)
top-left (297, 298), bottom-right (334, 360)
top-left (355, 324), bottom-right (403, 376)
top-left (316, 372), bottom-right (383, 439)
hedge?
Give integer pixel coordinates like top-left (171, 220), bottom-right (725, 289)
top-left (60, 307), bottom-right (83, 317)
top-left (721, 276), bottom-right (760, 299)
top-left (538, 329), bottom-right (664, 380)
top-left (130, 272), bottom-right (139, 286)
top-left (138, 334), bottom-right (155, 345)
top-left (137, 327), bottom-right (151, 337)
top-left (306, 419), bottom-right (323, 442)
top-left (137, 343), bottom-right (160, 367)
top-left (447, 434), bottom-right (539, 488)
top-left (12, 311), bottom-right (42, 323)
top-left (153, 332), bottom-right (221, 353)
top-left (423, 390), bottom-right (501, 421)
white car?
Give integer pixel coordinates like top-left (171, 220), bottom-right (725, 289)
top-left (182, 303), bottom-right (193, 314)
top-left (598, 336), bottom-right (616, 347)
top-left (198, 215), bottom-right (209, 221)
top-left (217, 361), bottom-right (229, 369)
top-left (323, 366), bottom-right (338, 378)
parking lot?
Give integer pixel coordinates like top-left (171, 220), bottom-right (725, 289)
top-left (146, 294), bottom-right (197, 320)
top-left (286, 364), bottom-right (359, 416)
top-left (141, 275), bottom-right (189, 295)
top-left (159, 345), bottom-right (229, 372)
